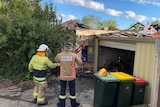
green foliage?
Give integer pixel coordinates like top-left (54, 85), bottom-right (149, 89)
top-left (152, 20), bottom-right (160, 25)
top-left (82, 14), bottom-right (102, 29)
top-left (128, 22), bottom-right (144, 31)
top-left (0, 0), bottom-right (75, 80)
top-left (103, 19), bottom-right (118, 30)
top-left (81, 14), bottom-right (118, 30)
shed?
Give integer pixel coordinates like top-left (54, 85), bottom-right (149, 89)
top-left (93, 30), bottom-right (160, 107)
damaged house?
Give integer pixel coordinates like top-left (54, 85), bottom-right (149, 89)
top-left (62, 20), bottom-right (160, 107)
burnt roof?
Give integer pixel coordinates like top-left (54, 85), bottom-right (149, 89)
top-left (61, 20), bottom-right (90, 29)
top-left (96, 30), bottom-right (154, 39)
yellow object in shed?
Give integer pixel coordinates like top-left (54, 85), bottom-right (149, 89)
top-left (110, 72), bottom-right (134, 80)
top-left (99, 68), bottom-right (108, 77)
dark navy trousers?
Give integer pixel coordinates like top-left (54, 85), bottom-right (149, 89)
top-left (60, 79), bottom-right (75, 96)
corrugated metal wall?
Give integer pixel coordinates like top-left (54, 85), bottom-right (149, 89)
top-left (134, 42), bottom-right (155, 103)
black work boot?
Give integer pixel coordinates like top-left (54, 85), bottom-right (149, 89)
top-left (31, 98), bottom-right (37, 103)
top-left (57, 99), bottom-right (65, 107)
top-left (37, 100), bottom-right (48, 106)
top-left (70, 99), bottom-right (80, 107)
top-left (72, 102), bottom-right (80, 107)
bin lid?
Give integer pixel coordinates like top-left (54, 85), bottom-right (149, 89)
top-left (134, 77), bottom-right (148, 84)
top-left (110, 72), bottom-right (134, 81)
top-left (94, 73), bottom-right (120, 82)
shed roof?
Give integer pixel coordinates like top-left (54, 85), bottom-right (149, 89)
top-left (95, 30), bottom-right (155, 43)
top-left (96, 30), bottom-right (154, 38)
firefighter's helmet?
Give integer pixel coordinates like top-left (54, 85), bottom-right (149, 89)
top-left (37, 44), bottom-right (49, 51)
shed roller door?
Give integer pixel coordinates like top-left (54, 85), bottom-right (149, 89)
top-left (99, 40), bottom-right (136, 51)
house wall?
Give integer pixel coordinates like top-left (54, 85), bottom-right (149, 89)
top-left (76, 29), bottom-right (119, 36)
top-left (150, 39), bottom-right (160, 107)
top-left (156, 39), bottom-right (160, 107)
top-left (75, 36), bottom-right (95, 72)
top-left (134, 42), bottom-right (155, 103)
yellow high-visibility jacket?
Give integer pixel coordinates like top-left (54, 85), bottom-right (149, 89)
top-left (28, 54), bottom-right (58, 83)
top-left (28, 54), bottom-right (57, 72)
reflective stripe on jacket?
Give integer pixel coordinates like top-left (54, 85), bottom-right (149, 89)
top-left (33, 76), bottom-right (46, 84)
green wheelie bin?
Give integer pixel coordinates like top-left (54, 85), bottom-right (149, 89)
top-left (94, 73), bottom-right (120, 107)
top-left (132, 76), bottom-right (148, 105)
top-left (110, 72), bottom-right (135, 107)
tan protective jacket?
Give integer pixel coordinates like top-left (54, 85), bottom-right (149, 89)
top-left (55, 51), bottom-right (83, 81)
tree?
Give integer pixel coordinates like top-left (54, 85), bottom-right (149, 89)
top-left (0, 0), bottom-right (75, 80)
top-left (103, 19), bottom-right (118, 30)
top-left (127, 22), bottom-right (144, 31)
top-left (81, 14), bottom-right (118, 30)
top-left (152, 20), bottom-right (160, 25)
top-left (81, 14), bottom-right (102, 29)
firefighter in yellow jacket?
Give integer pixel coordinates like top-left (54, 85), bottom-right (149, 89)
top-left (55, 44), bottom-right (83, 107)
top-left (28, 44), bottom-right (59, 106)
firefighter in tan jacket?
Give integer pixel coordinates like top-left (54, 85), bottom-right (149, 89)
top-left (28, 44), bottom-right (59, 106)
top-left (55, 44), bottom-right (83, 107)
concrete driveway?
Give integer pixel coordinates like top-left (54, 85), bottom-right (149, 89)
top-left (0, 75), bottom-right (94, 107)
top-left (0, 74), bottom-right (149, 107)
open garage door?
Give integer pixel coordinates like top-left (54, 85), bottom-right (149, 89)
top-left (98, 40), bottom-right (135, 75)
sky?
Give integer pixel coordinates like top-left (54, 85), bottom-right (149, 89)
top-left (41, 0), bottom-right (160, 30)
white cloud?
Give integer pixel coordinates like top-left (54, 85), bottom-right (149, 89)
top-left (54, 0), bottom-right (105, 11)
top-left (54, 0), bottom-right (65, 4)
top-left (125, 11), bottom-right (148, 22)
top-left (151, 17), bottom-right (157, 21)
top-left (151, 17), bottom-right (160, 22)
top-left (59, 13), bottom-right (77, 22)
top-left (105, 9), bottom-right (123, 16)
top-left (54, 0), bottom-right (123, 17)
top-left (54, 0), bottom-right (151, 22)
top-left (130, 0), bottom-right (160, 7)
top-left (87, 1), bottom-right (105, 11)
